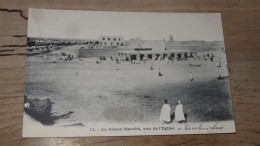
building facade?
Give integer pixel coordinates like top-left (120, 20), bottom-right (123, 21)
top-left (116, 50), bottom-right (197, 61)
top-left (99, 36), bottom-right (124, 47)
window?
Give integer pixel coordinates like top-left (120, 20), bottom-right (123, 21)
top-left (114, 38), bottom-right (116, 41)
top-left (103, 38), bottom-right (105, 40)
top-left (108, 38), bottom-right (110, 41)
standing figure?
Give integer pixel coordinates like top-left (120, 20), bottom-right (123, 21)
top-left (150, 63), bottom-right (154, 70)
top-left (190, 72), bottom-right (193, 81)
top-left (175, 101), bottom-right (186, 123)
top-left (158, 56), bottom-right (161, 61)
top-left (152, 55), bottom-right (156, 61)
top-left (136, 57), bottom-right (140, 64)
top-left (160, 99), bottom-right (171, 124)
top-left (210, 54), bottom-right (214, 62)
top-left (158, 68), bottom-right (163, 76)
top-left (24, 100), bottom-right (30, 109)
top-left (217, 58), bottom-right (222, 67)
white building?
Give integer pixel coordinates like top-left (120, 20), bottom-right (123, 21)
top-left (99, 36), bottom-right (124, 47)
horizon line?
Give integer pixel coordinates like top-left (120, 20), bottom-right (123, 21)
top-left (28, 36), bottom-right (224, 42)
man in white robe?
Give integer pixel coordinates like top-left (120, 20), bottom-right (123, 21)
top-left (190, 72), bottom-right (193, 81)
top-left (175, 101), bottom-right (186, 122)
top-left (160, 99), bottom-right (171, 124)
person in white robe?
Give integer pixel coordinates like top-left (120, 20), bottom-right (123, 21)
top-left (24, 102), bottom-right (30, 109)
top-left (150, 63), bottom-right (154, 70)
top-left (160, 99), bottom-right (171, 124)
top-left (175, 101), bottom-right (186, 122)
top-left (190, 72), bottom-right (193, 81)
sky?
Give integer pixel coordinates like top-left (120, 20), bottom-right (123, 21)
top-left (28, 9), bottom-right (224, 41)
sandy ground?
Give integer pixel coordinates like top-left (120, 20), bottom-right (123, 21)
top-left (24, 48), bottom-right (234, 125)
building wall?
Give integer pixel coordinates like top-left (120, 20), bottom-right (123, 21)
top-left (79, 48), bottom-right (134, 58)
top-left (126, 38), bottom-right (165, 51)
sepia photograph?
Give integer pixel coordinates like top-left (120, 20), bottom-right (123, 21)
top-left (23, 9), bottom-right (235, 137)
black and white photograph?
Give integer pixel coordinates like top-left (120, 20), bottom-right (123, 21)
top-left (23, 9), bottom-right (236, 137)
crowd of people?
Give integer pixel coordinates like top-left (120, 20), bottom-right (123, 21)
top-left (43, 51), bottom-right (77, 63)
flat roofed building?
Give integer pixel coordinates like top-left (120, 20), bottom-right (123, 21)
top-left (116, 50), bottom-right (197, 61)
top-left (100, 36), bottom-right (124, 47)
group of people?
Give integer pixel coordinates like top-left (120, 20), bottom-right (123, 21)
top-left (160, 99), bottom-right (186, 124)
top-left (201, 53), bottom-right (214, 62)
top-left (43, 51), bottom-right (75, 63)
top-left (99, 56), bottom-right (106, 61)
top-left (66, 54), bottom-right (74, 60)
top-left (96, 56), bottom-right (108, 64)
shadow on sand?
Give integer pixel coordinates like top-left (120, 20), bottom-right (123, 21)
top-left (168, 112), bottom-right (188, 124)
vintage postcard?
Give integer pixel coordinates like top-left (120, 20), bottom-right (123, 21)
top-left (23, 8), bottom-right (236, 137)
